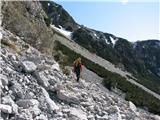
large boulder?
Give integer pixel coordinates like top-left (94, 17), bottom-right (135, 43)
top-left (41, 87), bottom-right (59, 112)
top-left (21, 61), bottom-right (37, 73)
top-left (69, 108), bottom-right (87, 120)
top-left (0, 104), bottom-right (12, 114)
top-left (128, 101), bottom-right (137, 113)
top-left (57, 89), bottom-right (80, 104)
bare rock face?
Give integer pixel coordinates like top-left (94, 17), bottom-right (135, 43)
top-left (2, 1), bottom-right (55, 54)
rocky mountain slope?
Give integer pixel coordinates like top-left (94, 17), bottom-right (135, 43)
top-left (41, 1), bottom-right (160, 95)
top-left (1, 23), bottom-right (160, 120)
top-left (51, 25), bottom-right (160, 101)
top-left (1, 1), bottom-right (160, 119)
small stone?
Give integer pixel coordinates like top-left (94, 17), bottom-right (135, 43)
top-left (87, 114), bottom-right (94, 120)
top-left (62, 109), bottom-right (70, 114)
top-left (35, 114), bottom-right (48, 120)
top-left (57, 112), bottom-right (63, 117)
top-left (16, 99), bottom-right (39, 109)
top-left (80, 102), bottom-right (91, 107)
top-left (51, 63), bottom-right (60, 71)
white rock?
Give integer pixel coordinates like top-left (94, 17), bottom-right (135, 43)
top-left (96, 114), bottom-right (109, 120)
top-left (0, 74), bottom-right (8, 86)
top-left (129, 101), bottom-right (137, 112)
top-left (2, 95), bottom-right (18, 114)
top-left (87, 114), bottom-right (95, 120)
top-left (62, 109), bottom-right (70, 114)
top-left (34, 71), bottom-right (50, 88)
top-left (16, 99), bottom-right (39, 109)
top-left (35, 114), bottom-right (48, 120)
top-left (152, 115), bottom-right (160, 120)
top-left (0, 104), bottom-right (12, 114)
top-left (69, 108), bottom-right (87, 120)
top-left (41, 87), bottom-right (59, 112)
top-left (108, 113), bottom-right (122, 120)
top-left (21, 61), bottom-right (37, 73)
top-left (57, 112), bottom-right (63, 117)
top-left (51, 63), bottom-right (60, 71)
top-left (57, 89), bottom-right (80, 104)
top-left (80, 102), bottom-right (91, 107)
top-left (0, 80), bottom-right (3, 88)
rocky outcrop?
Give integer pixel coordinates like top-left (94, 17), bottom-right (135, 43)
top-left (1, 1), bottom-right (56, 54)
top-left (0, 28), bottom-right (159, 120)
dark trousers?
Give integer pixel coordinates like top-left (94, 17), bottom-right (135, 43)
top-left (76, 72), bottom-right (80, 82)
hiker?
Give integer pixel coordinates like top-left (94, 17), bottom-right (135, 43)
top-left (73, 57), bottom-right (83, 82)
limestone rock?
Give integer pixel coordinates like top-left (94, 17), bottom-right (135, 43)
top-left (34, 71), bottom-right (50, 88)
top-left (0, 104), bottom-right (12, 114)
top-left (2, 95), bottom-right (18, 114)
top-left (0, 74), bottom-right (8, 86)
top-left (129, 101), bottom-right (137, 113)
top-left (21, 61), bottom-right (37, 73)
top-left (41, 87), bottom-right (59, 112)
top-left (69, 108), bottom-right (87, 120)
top-left (57, 89), bottom-right (80, 104)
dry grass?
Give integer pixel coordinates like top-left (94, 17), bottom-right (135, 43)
top-left (1, 39), bottom-right (21, 54)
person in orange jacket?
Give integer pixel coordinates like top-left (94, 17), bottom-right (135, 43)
top-left (73, 57), bottom-right (83, 82)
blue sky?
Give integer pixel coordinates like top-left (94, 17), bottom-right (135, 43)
top-left (54, 0), bottom-right (159, 42)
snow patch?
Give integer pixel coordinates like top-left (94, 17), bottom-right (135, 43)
top-left (48, 3), bottom-right (50, 6)
top-left (50, 24), bottom-right (72, 39)
top-left (110, 36), bottom-right (116, 45)
top-left (105, 39), bottom-right (110, 44)
top-left (94, 33), bottom-right (97, 37)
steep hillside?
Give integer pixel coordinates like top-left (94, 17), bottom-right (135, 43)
top-left (1, 22), bottom-right (160, 120)
top-left (1, 0), bottom-right (160, 117)
top-left (40, 1), bottom-right (160, 95)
